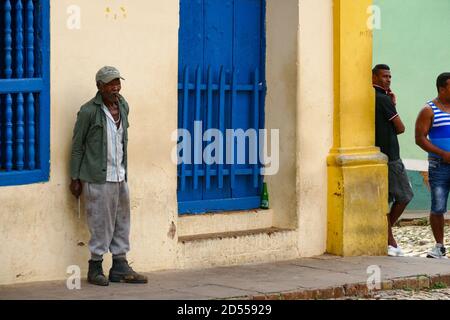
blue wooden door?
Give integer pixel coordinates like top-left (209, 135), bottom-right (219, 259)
top-left (178, 0), bottom-right (266, 214)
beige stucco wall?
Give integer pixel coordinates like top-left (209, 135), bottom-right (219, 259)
top-left (178, 0), bottom-right (334, 267)
top-left (175, 0), bottom-right (303, 270)
top-left (0, 0), bottom-right (333, 285)
top-left (0, 0), bottom-right (180, 285)
top-left (265, 0), bottom-right (298, 229)
top-left (296, 0), bottom-right (333, 256)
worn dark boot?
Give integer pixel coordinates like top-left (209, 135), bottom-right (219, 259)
top-left (87, 259), bottom-right (109, 286)
top-left (109, 258), bottom-right (148, 284)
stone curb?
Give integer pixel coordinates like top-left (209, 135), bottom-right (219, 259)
top-left (247, 273), bottom-right (450, 300)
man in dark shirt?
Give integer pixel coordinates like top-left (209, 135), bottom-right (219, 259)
top-left (373, 64), bottom-right (414, 257)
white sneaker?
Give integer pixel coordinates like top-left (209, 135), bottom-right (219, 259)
top-left (395, 246), bottom-right (405, 257)
top-left (426, 244), bottom-right (448, 259)
top-left (388, 245), bottom-right (398, 257)
top-left (388, 245), bottom-right (405, 257)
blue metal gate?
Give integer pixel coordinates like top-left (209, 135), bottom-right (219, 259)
top-left (178, 0), bottom-right (266, 214)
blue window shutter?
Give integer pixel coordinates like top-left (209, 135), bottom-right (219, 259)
top-left (0, 0), bottom-right (50, 186)
top-left (178, 0), bottom-right (266, 214)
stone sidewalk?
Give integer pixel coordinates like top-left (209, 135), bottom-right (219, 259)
top-left (1, 255), bottom-right (449, 300)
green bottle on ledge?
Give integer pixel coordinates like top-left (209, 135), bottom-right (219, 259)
top-left (260, 182), bottom-right (269, 209)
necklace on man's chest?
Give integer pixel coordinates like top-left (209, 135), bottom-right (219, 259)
top-left (114, 113), bottom-right (121, 124)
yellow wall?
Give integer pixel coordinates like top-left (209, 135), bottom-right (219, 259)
top-left (327, 0), bottom-right (388, 256)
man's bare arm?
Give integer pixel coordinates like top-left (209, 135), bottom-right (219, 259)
top-left (392, 115), bottom-right (405, 135)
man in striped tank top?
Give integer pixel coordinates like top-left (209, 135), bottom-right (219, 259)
top-left (415, 72), bottom-right (450, 259)
top-left (373, 64), bottom-right (414, 257)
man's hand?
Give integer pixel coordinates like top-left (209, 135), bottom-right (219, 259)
top-left (441, 152), bottom-right (450, 164)
top-left (387, 89), bottom-right (397, 106)
top-left (70, 179), bottom-right (82, 198)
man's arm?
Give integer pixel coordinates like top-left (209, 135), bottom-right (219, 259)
top-left (415, 106), bottom-right (450, 163)
top-left (391, 115), bottom-right (405, 135)
top-left (380, 95), bottom-right (404, 134)
top-left (69, 109), bottom-right (90, 197)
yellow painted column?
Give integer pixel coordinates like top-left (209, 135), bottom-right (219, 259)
top-left (327, 0), bottom-right (388, 256)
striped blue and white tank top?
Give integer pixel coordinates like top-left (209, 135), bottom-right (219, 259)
top-left (428, 100), bottom-right (450, 158)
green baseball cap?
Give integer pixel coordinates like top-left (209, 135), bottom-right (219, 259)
top-left (95, 66), bottom-right (125, 84)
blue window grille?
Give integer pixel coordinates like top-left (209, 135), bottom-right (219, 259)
top-left (177, 0), bottom-right (266, 214)
top-left (0, 0), bottom-right (49, 186)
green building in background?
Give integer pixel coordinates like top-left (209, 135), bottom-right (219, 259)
top-left (373, 0), bottom-right (450, 211)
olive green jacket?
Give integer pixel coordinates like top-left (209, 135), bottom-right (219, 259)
top-left (70, 92), bottom-right (129, 183)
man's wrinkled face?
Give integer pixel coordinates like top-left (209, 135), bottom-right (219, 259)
top-left (99, 78), bottom-right (121, 103)
top-left (373, 69), bottom-right (392, 91)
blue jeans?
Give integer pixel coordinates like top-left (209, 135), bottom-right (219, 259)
top-left (429, 157), bottom-right (450, 215)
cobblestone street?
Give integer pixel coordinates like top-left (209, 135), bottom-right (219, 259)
top-left (393, 223), bottom-right (450, 258)
top-left (368, 288), bottom-right (450, 300)
top-left (336, 288), bottom-right (450, 300)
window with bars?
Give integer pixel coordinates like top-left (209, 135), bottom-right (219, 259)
top-left (0, 0), bottom-right (49, 186)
